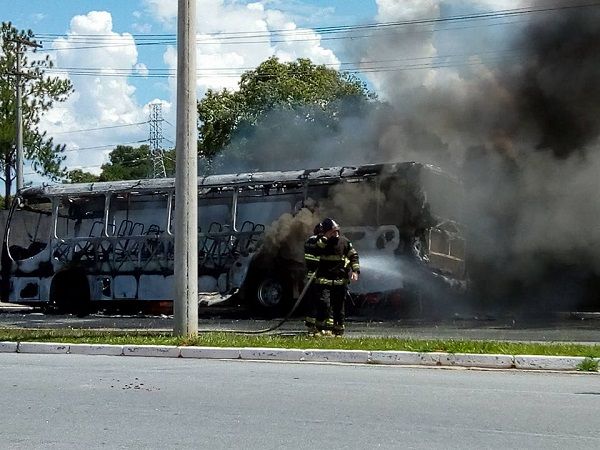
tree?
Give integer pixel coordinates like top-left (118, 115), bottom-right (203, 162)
top-left (197, 57), bottom-right (376, 167)
top-left (65, 145), bottom-right (175, 183)
top-left (0, 22), bottom-right (73, 207)
top-left (99, 145), bottom-right (152, 181)
top-left (64, 169), bottom-right (100, 184)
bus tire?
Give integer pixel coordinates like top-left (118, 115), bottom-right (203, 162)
top-left (246, 273), bottom-right (293, 318)
top-left (49, 270), bottom-right (91, 317)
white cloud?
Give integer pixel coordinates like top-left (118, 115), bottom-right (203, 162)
top-left (144, 0), bottom-right (177, 28)
top-left (34, 2), bottom-right (343, 179)
top-left (134, 62), bottom-right (149, 77)
top-left (39, 11), bottom-right (161, 175)
top-left (31, 13), bottom-right (46, 23)
top-left (375, 0), bottom-right (440, 20)
top-left (470, 0), bottom-right (529, 9)
top-left (132, 22), bottom-right (152, 33)
top-left (368, 0), bottom-right (440, 98)
top-left (146, 0), bottom-right (340, 99)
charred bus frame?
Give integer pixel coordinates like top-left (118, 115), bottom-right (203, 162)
top-left (1, 162), bottom-right (465, 315)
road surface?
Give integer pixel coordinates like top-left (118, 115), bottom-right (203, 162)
top-left (1, 353), bottom-right (599, 449)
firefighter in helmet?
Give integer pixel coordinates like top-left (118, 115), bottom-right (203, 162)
top-left (304, 218), bottom-right (360, 336)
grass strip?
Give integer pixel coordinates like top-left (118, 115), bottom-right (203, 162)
top-left (1, 328), bottom-right (600, 358)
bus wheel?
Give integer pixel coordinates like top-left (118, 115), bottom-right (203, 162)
top-left (248, 275), bottom-right (292, 317)
top-left (49, 270), bottom-right (91, 317)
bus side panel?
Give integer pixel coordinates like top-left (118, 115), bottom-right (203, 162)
top-left (113, 276), bottom-right (137, 299)
top-left (9, 277), bottom-right (51, 303)
top-left (138, 274), bottom-right (174, 301)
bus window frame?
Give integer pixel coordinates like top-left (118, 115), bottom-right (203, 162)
top-left (52, 194), bottom-right (107, 240)
top-left (233, 183), bottom-right (304, 229)
top-left (105, 191), bottom-right (171, 238)
top-left (5, 196), bottom-right (53, 262)
top-left (169, 189), bottom-right (236, 236)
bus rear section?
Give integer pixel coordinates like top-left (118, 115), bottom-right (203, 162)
top-left (302, 163), bottom-right (466, 318)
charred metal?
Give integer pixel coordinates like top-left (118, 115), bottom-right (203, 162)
top-left (2, 161), bottom-right (464, 316)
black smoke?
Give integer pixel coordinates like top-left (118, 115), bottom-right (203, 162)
top-left (510, 4), bottom-right (600, 158)
top-left (349, 1), bottom-right (600, 315)
top-left (211, 1), bottom-right (600, 315)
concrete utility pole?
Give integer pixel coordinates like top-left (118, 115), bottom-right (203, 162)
top-left (174, 0), bottom-right (198, 337)
top-left (11, 37), bottom-right (42, 192)
top-left (15, 42), bottom-right (23, 192)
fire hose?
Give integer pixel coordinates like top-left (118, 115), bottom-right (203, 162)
top-left (201, 271), bottom-right (317, 335)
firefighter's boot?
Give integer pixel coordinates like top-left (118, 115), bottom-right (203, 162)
top-left (332, 322), bottom-right (345, 337)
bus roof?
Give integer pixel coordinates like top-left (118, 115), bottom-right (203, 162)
top-left (20, 161), bottom-right (450, 198)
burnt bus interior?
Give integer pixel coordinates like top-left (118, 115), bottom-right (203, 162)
top-left (4, 197), bottom-right (53, 261)
top-left (2, 162), bottom-right (465, 316)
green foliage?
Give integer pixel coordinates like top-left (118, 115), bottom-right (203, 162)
top-left (64, 169), bottom-right (100, 184)
top-left (576, 357), bottom-right (599, 372)
top-left (99, 144), bottom-right (152, 181)
top-left (163, 149), bottom-right (176, 176)
top-left (0, 22), bottom-right (73, 206)
top-left (65, 145), bottom-right (175, 183)
top-left (197, 57), bottom-right (375, 163)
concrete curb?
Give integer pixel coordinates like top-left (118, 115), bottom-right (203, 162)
top-left (18, 342), bottom-right (69, 354)
top-left (181, 346), bottom-right (241, 359)
top-left (69, 343), bottom-right (124, 356)
top-left (0, 341), bottom-right (19, 353)
top-left (3, 341), bottom-right (599, 372)
top-left (123, 345), bottom-right (180, 358)
top-left (514, 355), bottom-right (588, 371)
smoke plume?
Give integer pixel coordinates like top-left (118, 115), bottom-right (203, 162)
top-left (218, 1), bottom-right (600, 313)
top-left (356, 0), bottom-right (600, 312)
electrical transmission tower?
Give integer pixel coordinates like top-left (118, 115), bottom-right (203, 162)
top-left (149, 102), bottom-right (167, 178)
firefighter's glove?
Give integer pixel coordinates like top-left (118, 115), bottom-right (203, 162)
top-left (350, 271), bottom-right (359, 282)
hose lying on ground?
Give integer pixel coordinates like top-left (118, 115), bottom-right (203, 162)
top-left (199, 272), bottom-right (317, 335)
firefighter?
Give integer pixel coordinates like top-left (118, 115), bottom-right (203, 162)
top-left (304, 218), bottom-right (360, 336)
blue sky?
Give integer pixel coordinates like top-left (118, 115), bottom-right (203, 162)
top-left (5, 1), bottom-right (378, 110)
top-left (1, 0), bottom-right (383, 179)
top-left (0, 0), bottom-right (526, 182)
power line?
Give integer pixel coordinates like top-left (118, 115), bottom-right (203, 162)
top-left (48, 47), bottom-right (521, 75)
top-left (36, 2), bottom-right (600, 40)
top-left (24, 148), bottom-right (166, 178)
top-left (62, 139), bottom-right (148, 153)
top-left (43, 53), bottom-right (524, 79)
top-left (36, 22), bottom-right (515, 51)
top-left (34, 2), bottom-right (600, 51)
top-left (33, 19), bottom-right (526, 52)
top-left (52, 121), bottom-right (149, 135)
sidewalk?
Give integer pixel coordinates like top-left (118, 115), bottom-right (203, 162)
top-left (1, 305), bottom-right (599, 371)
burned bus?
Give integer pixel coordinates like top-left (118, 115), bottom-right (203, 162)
top-left (1, 162), bottom-right (464, 316)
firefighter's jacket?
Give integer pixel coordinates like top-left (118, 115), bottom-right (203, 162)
top-left (304, 235), bottom-right (321, 278)
top-left (304, 234), bottom-right (360, 286)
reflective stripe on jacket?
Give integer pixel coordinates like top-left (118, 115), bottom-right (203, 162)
top-left (304, 235), bottom-right (321, 277)
top-left (306, 234), bottom-right (360, 285)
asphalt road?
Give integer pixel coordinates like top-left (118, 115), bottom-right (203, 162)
top-left (1, 353), bottom-right (599, 449)
top-left (1, 309), bottom-right (600, 342)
